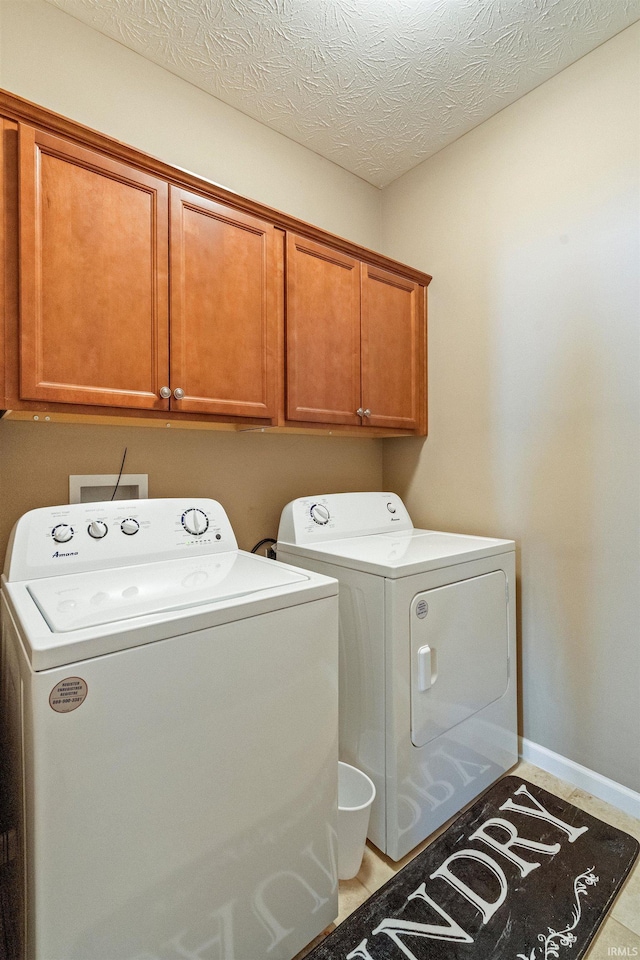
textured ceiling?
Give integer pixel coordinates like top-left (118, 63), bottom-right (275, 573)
top-left (45, 0), bottom-right (640, 187)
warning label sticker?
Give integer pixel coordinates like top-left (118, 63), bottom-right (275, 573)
top-left (49, 677), bottom-right (88, 713)
top-left (416, 599), bottom-right (429, 619)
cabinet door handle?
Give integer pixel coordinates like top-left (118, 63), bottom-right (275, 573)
top-left (356, 407), bottom-right (364, 417)
top-left (363, 408), bottom-right (371, 418)
top-left (173, 387), bottom-right (185, 400)
top-left (159, 386), bottom-right (171, 399)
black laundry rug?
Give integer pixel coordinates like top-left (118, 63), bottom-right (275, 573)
top-left (307, 776), bottom-right (639, 960)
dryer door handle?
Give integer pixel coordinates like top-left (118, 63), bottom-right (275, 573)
top-left (417, 644), bottom-right (437, 690)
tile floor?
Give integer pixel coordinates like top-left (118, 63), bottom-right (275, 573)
top-left (295, 761), bottom-right (640, 959)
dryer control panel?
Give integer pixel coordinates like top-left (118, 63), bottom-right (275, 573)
top-left (278, 492), bottom-right (413, 545)
top-left (4, 498), bottom-right (238, 581)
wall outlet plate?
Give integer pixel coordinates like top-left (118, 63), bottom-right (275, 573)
top-left (69, 474), bottom-right (149, 504)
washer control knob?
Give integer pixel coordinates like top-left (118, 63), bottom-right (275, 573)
top-left (52, 524), bottom-right (74, 543)
top-left (182, 508), bottom-right (209, 536)
top-left (121, 518), bottom-right (140, 536)
top-left (310, 503), bottom-right (330, 525)
top-left (386, 502), bottom-right (397, 514)
top-left (88, 521), bottom-right (108, 539)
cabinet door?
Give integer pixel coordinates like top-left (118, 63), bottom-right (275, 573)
top-left (170, 188), bottom-right (279, 420)
top-left (361, 264), bottom-right (426, 432)
top-left (410, 573), bottom-right (508, 747)
top-left (19, 126), bottom-right (169, 409)
top-left (286, 234), bottom-right (361, 425)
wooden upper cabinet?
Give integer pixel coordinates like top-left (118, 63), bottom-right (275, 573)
top-left (286, 234), bottom-right (427, 433)
top-left (3, 93), bottom-right (430, 433)
top-left (169, 187), bottom-right (279, 419)
top-left (18, 126), bottom-right (169, 409)
top-left (361, 264), bottom-right (426, 432)
top-left (286, 233), bottom-right (361, 425)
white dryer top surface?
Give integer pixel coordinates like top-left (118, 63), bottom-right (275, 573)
top-left (277, 492), bottom-right (514, 577)
top-left (280, 528), bottom-right (514, 578)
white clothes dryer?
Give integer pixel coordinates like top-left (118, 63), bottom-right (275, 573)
top-left (277, 492), bottom-right (517, 862)
top-left (1, 498), bottom-right (339, 960)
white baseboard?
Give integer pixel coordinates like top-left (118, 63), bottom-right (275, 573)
top-left (519, 737), bottom-right (640, 821)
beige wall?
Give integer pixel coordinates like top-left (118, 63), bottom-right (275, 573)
top-left (0, 0), bottom-right (384, 560)
top-left (381, 24), bottom-right (640, 792)
top-left (0, 421), bottom-right (381, 555)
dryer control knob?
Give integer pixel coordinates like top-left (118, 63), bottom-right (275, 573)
top-left (88, 521), bottom-right (108, 539)
top-left (182, 508), bottom-right (209, 536)
top-left (52, 524), bottom-right (74, 543)
top-left (310, 503), bottom-right (330, 525)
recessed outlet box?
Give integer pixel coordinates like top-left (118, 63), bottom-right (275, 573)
top-left (69, 475), bottom-right (149, 504)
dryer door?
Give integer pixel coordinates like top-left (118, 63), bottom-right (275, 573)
top-left (410, 571), bottom-right (509, 747)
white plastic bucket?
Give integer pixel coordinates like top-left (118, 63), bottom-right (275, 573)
top-left (337, 761), bottom-right (376, 880)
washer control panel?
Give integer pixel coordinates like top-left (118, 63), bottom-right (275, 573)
top-left (277, 492), bottom-right (413, 545)
top-left (4, 498), bottom-right (238, 582)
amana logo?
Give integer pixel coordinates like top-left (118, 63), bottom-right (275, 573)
top-left (52, 550), bottom-right (79, 559)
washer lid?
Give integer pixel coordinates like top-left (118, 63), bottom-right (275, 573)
top-left (26, 551), bottom-right (309, 633)
top-left (279, 529), bottom-right (515, 577)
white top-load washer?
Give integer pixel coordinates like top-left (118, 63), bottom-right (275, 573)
top-left (1, 498), bottom-right (339, 960)
top-left (277, 492), bottom-right (517, 862)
